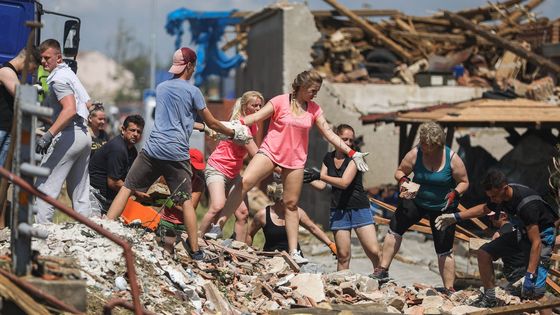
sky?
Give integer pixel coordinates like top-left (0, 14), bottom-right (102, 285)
top-left (39, 0), bottom-right (560, 66)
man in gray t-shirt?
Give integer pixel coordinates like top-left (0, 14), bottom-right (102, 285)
top-left (33, 39), bottom-right (92, 223)
top-left (105, 47), bottom-right (251, 261)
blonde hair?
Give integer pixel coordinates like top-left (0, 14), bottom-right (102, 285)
top-left (290, 70), bottom-right (322, 114)
top-left (230, 91), bottom-right (264, 120)
top-left (266, 182), bottom-right (283, 203)
top-left (418, 121), bottom-right (445, 148)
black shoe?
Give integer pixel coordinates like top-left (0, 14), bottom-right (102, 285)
top-left (469, 293), bottom-right (497, 308)
top-left (369, 267), bottom-right (390, 282)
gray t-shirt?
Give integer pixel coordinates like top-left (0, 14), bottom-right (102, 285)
top-left (144, 78), bottom-right (206, 161)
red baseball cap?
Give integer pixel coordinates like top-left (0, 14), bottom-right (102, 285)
top-left (168, 47), bottom-right (197, 74)
top-left (189, 148), bottom-right (205, 170)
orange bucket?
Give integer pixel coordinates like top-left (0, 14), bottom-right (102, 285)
top-left (121, 197), bottom-right (161, 231)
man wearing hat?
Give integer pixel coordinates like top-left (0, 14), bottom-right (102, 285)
top-left (106, 47), bottom-right (251, 261)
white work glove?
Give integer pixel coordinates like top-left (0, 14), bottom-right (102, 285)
top-left (202, 123), bottom-right (219, 140)
top-left (435, 213), bottom-right (461, 231)
top-left (349, 151), bottom-right (369, 172)
top-left (213, 121), bottom-right (253, 145)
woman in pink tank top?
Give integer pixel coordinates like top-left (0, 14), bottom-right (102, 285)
top-left (214, 70), bottom-right (370, 264)
top-left (199, 91), bottom-right (264, 242)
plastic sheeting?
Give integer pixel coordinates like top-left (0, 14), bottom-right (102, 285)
top-left (166, 8), bottom-right (244, 86)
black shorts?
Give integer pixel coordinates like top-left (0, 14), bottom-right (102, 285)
top-left (124, 150), bottom-right (193, 203)
top-left (480, 230), bottom-right (531, 261)
top-left (389, 198), bottom-right (457, 255)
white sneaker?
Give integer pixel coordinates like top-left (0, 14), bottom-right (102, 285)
top-left (204, 224), bottom-right (223, 240)
top-left (290, 250), bottom-right (309, 265)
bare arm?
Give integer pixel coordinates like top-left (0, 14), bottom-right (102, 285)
top-left (0, 68), bottom-right (19, 96)
top-left (198, 107), bottom-right (234, 137)
top-left (450, 152), bottom-right (469, 195)
top-left (315, 114), bottom-right (353, 155)
top-left (298, 208), bottom-right (332, 245)
top-left (394, 148), bottom-right (416, 182)
top-left (193, 122), bottom-right (205, 131)
top-left (246, 209), bottom-right (265, 246)
top-left (455, 203), bottom-right (492, 221)
top-left (245, 139), bottom-right (258, 157)
top-left (242, 101), bottom-right (274, 126)
top-left (309, 163), bottom-right (328, 190)
top-left (525, 224), bottom-right (541, 274)
top-left (49, 94), bottom-right (77, 135)
top-left (107, 177), bottom-right (124, 193)
top-left (321, 159), bottom-right (358, 190)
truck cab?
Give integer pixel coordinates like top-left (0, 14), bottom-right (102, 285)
top-left (0, 0), bottom-right (81, 72)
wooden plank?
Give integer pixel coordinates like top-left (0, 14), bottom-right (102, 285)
top-left (546, 278), bottom-right (560, 295)
top-left (323, 0), bottom-right (413, 61)
top-left (390, 30), bottom-right (467, 43)
top-left (374, 216), bottom-right (470, 242)
top-left (444, 11), bottom-right (560, 74)
top-left (458, 204), bottom-right (489, 232)
top-left (467, 297), bottom-right (560, 315)
top-left (0, 273), bottom-right (50, 315)
top-left (202, 282), bottom-right (237, 315)
top-left (312, 9), bottom-right (401, 17)
top-left (498, 0), bottom-right (544, 30)
top-left (280, 251), bottom-right (301, 273)
top-left (469, 238), bottom-right (490, 253)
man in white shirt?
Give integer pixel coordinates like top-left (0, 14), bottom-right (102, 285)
top-left (33, 39), bottom-right (92, 223)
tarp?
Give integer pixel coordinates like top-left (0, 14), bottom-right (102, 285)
top-left (166, 8), bottom-right (244, 86)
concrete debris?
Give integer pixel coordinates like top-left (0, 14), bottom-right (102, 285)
top-left (0, 219), bottom-right (547, 313)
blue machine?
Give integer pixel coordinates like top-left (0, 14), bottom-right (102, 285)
top-left (165, 8), bottom-right (245, 86)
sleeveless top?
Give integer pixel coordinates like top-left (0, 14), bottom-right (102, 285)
top-left (262, 206), bottom-right (301, 252)
top-left (413, 146), bottom-right (457, 211)
top-left (323, 151), bottom-right (370, 210)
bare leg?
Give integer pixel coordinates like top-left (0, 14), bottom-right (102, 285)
top-left (380, 232), bottom-right (402, 269)
top-left (181, 199), bottom-right (199, 252)
top-left (477, 249), bottom-right (495, 289)
top-left (106, 186), bottom-right (133, 219)
top-left (233, 201), bottom-right (249, 242)
top-left (281, 168), bottom-right (304, 253)
top-left (334, 230), bottom-right (351, 270)
top-left (438, 253), bottom-right (456, 290)
top-left (199, 181), bottom-right (226, 235)
top-left (355, 224), bottom-right (380, 270)
top-left (217, 154), bottom-right (275, 228)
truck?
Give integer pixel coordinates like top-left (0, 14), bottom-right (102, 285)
top-left (0, 0), bottom-right (81, 73)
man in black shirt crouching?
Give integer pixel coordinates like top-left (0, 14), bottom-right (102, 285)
top-left (89, 115), bottom-right (145, 215)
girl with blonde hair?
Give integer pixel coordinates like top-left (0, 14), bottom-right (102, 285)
top-left (211, 70), bottom-right (369, 264)
top-left (199, 91), bottom-right (264, 241)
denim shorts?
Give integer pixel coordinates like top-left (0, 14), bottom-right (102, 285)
top-left (330, 207), bottom-right (374, 231)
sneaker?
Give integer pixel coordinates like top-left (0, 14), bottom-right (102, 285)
top-left (290, 250), bottom-right (309, 265)
top-left (469, 293), bottom-right (497, 308)
top-left (204, 224), bottom-right (223, 240)
top-left (369, 267), bottom-right (390, 282)
top-left (189, 249), bottom-right (218, 262)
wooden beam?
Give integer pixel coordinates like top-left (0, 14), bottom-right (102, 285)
top-left (312, 9), bottom-right (401, 18)
top-left (0, 274), bottom-right (50, 315)
top-left (323, 0), bottom-right (413, 61)
top-left (498, 0), bottom-right (544, 30)
top-left (458, 204), bottom-right (489, 232)
top-left (546, 278), bottom-right (560, 295)
top-left (203, 282), bottom-right (237, 315)
top-left (400, 15), bottom-right (451, 27)
top-left (467, 297), bottom-right (560, 315)
top-left (390, 30), bottom-right (467, 44)
top-left (374, 215), bottom-right (470, 242)
top-left (454, 0), bottom-right (523, 20)
top-left (370, 198), bottom-right (477, 240)
top-left (444, 11), bottom-right (560, 74)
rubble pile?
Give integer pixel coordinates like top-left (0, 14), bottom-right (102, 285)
top-left (0, 219), bottom-right (543, 314)
top-left (302, 0), bottom-right (560, 101)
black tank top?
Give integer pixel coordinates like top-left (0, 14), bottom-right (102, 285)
top-left (0, 63), bottom-right (17, 131)
top-left (262, 206), bottom-right (301, 253)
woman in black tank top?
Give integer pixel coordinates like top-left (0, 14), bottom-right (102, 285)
top-left (246, 182), bottom-right (337, 256)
